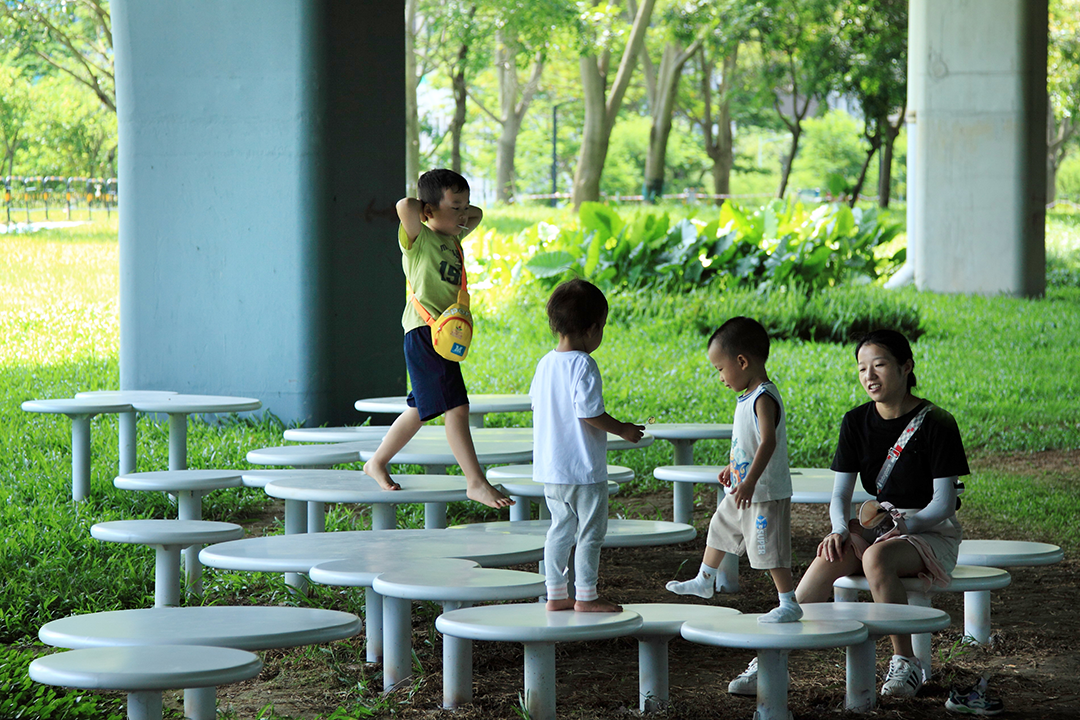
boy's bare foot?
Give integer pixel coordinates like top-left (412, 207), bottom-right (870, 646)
top-left (467, 481), bottom-right (514, 509)
top-left (363, 460), bottom-right (401, 491)
top-left (574, 597), bottom-right (622, 613)
top-left (546, 598), bottom-right (575, 611)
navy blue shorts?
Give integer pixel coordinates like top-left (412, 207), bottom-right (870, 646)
top-left (404, 326), bottom-right (469, 422)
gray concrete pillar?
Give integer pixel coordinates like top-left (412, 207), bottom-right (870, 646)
top-left (113, 1), bottom-right (406, 424)
top-left (911, 0), bottom-right (1047, 296)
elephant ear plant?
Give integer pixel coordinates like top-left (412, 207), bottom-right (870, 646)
top-left (520, 199), bottom-right (904, 294)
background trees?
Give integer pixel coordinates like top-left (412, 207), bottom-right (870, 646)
top-left (2, 0), bottom-right (1079, 206)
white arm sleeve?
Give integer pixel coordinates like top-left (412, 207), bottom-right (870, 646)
top-left (830, 472), bottom-right (857, 538)
top-left (903, 476), bottom-right (958, 534)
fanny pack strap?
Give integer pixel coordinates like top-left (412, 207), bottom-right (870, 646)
top-left (874, 403), bottom-right (933, 493)
top-left (407, 242), bottom-right (468, 327)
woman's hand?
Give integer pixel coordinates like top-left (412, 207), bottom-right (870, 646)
top-left (816, 532), bottom-right (847, 563)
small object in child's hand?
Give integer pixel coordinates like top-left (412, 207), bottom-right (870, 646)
top-left (644, 416), bottom-right (655, 425)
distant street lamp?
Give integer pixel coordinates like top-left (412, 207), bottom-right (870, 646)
top-left (551, 100), bottom-right (577, 207)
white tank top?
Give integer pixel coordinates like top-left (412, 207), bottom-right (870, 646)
top-left (727, 381), bottom-right (792, 502)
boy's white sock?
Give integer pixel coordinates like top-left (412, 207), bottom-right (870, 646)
top-left (665, 561), bottom-right (717, 599)
top-left (758, 590), bottom-right (803, 623)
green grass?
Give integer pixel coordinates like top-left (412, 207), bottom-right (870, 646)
top-left (3, 212), bottom-right (1080, 717)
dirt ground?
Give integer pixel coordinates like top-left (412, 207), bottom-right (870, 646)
top-left (195, 454), bottom-right (1079, 720)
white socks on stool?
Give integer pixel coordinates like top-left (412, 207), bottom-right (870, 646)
top-left (758, 590), bottom-right (802, 623)
top-left (666, 561), bottom-right (736, 599)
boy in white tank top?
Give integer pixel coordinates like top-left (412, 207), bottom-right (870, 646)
top-left (666, 317), bottom-right (800, 624)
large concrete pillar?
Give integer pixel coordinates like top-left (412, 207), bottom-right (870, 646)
top-left (911, 0), bottom-right (1047, 296)
top-left (113, 1), bottom-right (406, 424)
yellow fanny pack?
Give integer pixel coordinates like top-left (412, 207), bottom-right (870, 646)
top-left (408, 246), bottom-right (473, 362)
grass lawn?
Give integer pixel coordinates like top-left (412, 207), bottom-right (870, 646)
top-left (2, 210), bottom-right (1079, 718)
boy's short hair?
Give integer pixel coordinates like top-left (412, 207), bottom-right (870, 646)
top-left (547, 279), bottom-right (608, 337)
top-left (708, 317), bottom-right (770, 361)
top-left (418, 169), bottom-right (469, 207)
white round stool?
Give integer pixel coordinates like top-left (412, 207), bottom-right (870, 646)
top-left (487, 463), bottom-right (631, 521)
top-left (91, 519), bottom-right (244, 606)
top-left (29, 645), bottom-right (261, 720)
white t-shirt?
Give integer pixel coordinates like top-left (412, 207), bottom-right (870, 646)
top-left (529, 350), bottom-right (608, 485)
top-left (727, 381), bottom-right (792, 502)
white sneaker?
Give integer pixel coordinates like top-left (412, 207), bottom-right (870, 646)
top-left (881, 655), bottom-right (923, 697)
top-left (727, 657), bottom-right (757, 696)
top-left (665, 574), bottom-right (714, 599)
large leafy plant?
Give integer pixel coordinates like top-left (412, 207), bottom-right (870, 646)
top-left (517, 199), bottom-right (903, 293)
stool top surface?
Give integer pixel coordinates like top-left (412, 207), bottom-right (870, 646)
top-left (483, 478), bottom-right (619, 498)
top-left (653, 466), bottom-right (834, 484)
top-left (200, 528), bottom-right (546, 573)
top-left (115, 469), bottom-right (244, 492)
top-left (91, 519), bottom-right (244, 546)
top-left (246, 443), bottom-right (360, 466)
top-left (957, 539), bottom-right (1064, 567)
top-left (265, 473), bottom-right (470, 503)
top-left (436, 603), bottom-right (643, 643)
top-left (310, 557), bottom-right (479, 588)
top-left (128, 394), bottom-right (262, 413)
top-left (681, 615), bottom-right (867, 650)
top-left (833, 564), bottom-right (1012, 592)
top-left (449, 519), bottom-right (696, 548)
top-left (39, 606), bottom-right (360, 651)
top-left (356, 394), bottom-right (532, 415)
top-left (76, 390), bottom-right (178, 402)
top-left (346, 435), bottom-right (535, 466)
top-left (22, 397), bottom-right (133, 414)
top-left (621, 603), bottom-right (741, 636)
top-left (29, 645), bottom-right (262, 691)
top-left (653, 465), bottom-right (725, 483)
top-left (791, 475), bottom-right (873, 504)
top-left (800, 602), bottom-right (951, 635)
top-left (283, 426), bottom-right (391, 443)
top-left (374, 566), bottom-right (546, 602)
top-left (488, 464), bottom-right (634, 484)
top-left (643, 423), bottom-right (733, 440)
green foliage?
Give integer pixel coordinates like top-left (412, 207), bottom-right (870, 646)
top-left (0, 645), bottom-right (124, 719)
top-left (513, 199), bottom-right (903, 294)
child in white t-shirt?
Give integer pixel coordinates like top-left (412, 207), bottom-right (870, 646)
top-left (530, 279), bottom-right (644, 612)
top-left (666, 317), bottom-right (801, 624)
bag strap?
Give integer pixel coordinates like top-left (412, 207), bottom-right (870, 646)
top-left (874, 402), bottom-right (933, 493)
top-left (407, 241), bottom-right (468, 327)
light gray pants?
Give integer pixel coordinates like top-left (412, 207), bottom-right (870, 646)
top-left (543, 482), bottom-right (608, 602)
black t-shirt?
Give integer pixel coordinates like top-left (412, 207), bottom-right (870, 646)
top-left (830, 400), bottom-right (970, 508)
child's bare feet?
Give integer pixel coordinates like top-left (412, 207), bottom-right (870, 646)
top-left (546, 598), bottom-right (575, 611)
top-left (363, 460), bottom-right (401, 491)
top-left (467, 480), bottom-right (514, 509)
top-left (574, 597), bottom-right (622, 613)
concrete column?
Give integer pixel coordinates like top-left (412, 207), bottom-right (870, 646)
top-left (113, 1), bottom-right (406, 424)
top-left (911, 0), bottom-right (1047, 296)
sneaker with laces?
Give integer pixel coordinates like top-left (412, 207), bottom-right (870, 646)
top-left (880, 655), bottom-right (923, 697)
top-left (727, 657), bottom-right (758, 696)
top-left (945, 678), bottom-right (1003, 715)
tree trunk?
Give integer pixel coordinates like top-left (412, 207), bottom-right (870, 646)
top-left (450, 47), bottom-right (468, 174)
top-left (571, 0), bottom-right (656, 207)
top-left (878, 121), bottom-right (898, 208)
top-left (849, 140), bottom-right (878, 208)
top-left (492, 37), bottom-right (544, 203)
top-left (643, 41), bottom-right (700, 203)
top-left (699, 48), bottom-right (737, 207)
top-left (777, 126), bottom-right (800, 199)
top-left (404, 0), bottom-right (420, 196)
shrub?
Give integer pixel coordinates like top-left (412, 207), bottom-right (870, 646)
top-left (0, 645), bottom-right (123, 719)
top-left (513, 199), bottom-right (904, 294)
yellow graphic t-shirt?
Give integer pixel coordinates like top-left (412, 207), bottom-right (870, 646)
top-left (399, 223), bottom-right (465, 333)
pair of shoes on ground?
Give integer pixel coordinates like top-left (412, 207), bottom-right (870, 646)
top-left (945, 677), bottom-right (1004, 715)
top-left (726, 654), bottom-right (928, 698)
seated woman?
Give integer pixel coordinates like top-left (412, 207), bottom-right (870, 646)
top-left (728, 329), bottom-right (969, 699)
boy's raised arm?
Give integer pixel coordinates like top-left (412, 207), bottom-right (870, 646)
top-left (397, 197), bottom-right (424, 246)
top-left (460, 205), bottom-right (483, 237)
